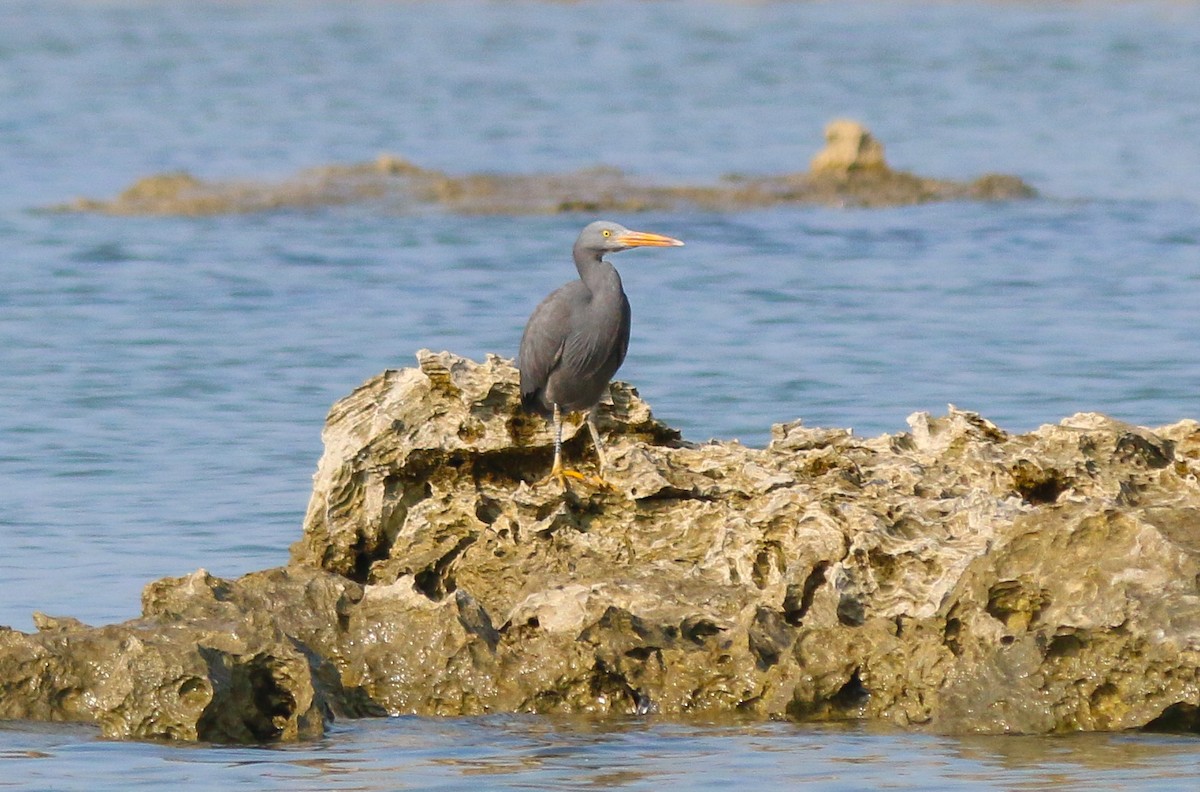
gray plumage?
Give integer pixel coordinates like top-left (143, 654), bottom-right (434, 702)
top-left (517, 220), bottom-right (683, 482)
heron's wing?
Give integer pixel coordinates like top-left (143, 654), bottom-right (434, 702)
top-left (614, 292), bottom-right (631, 369)
top-left (558, 289), bottom-right (629, 381)
top-left (517, 282), bottom-right (581, 409)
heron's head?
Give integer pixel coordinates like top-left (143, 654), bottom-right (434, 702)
top-left (576, 220), bottom-right (684, 256)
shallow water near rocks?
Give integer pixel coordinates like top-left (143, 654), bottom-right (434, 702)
top-left (3, 717), bottom-right (1200, 791)
top-left (2, 0), bottom-right (1198, 786)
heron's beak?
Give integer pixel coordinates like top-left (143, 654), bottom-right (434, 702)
top-left (615, 230), bottom-right (685, 248)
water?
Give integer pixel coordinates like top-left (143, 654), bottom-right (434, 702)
top-left (1, 0), bottom-right (1198, 786)
top-left (3, 717), bottom-right (1199, 791)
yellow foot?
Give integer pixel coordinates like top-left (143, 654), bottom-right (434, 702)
top-left (585, 474), bottom-right (615, 492)
top-left (543, 466), bottom-right (613, 491)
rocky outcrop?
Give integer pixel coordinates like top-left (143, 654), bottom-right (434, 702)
top-left (54, 121), bottom-right (1034, 216)
top-left (287, 351), bottom-right (1200, 733)
top-left (810, 119), bottom-right (889, 174)
top-left (0, 567), bottom-right (381, 742)
top-left (2, 351), bottom-right (1198, 742)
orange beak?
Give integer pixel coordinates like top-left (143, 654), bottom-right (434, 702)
top-left (614, 230), bottom-right (685, 248)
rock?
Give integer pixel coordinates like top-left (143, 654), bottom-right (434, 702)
top-left (52, 121), bottom-right (1035, 215)
top-left (289, 350), bottom-right (679, 580)
top-left (810, 119), bottom-right (889, 174)
top-left (1, 607), bottom-right (325, 742)
top-left (0, 566), bottom-right (383, 742)
top-left (118, 171), bottom-right (205, 202)
top-left (286, 352), bottom-right (1200, 733)
top-left (2, 351), bottom-right (1197, 742)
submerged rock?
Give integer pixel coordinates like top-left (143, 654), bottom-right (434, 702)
top-left (2, 351), bottom-right (1198, 742)
top-left (54, 121), bottom-right (1035, 216)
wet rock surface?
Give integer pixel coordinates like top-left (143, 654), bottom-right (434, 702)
top-left (3, 351), bottom-right (1198, 742)
top-left (53, 121), bottom-right (1035, 216)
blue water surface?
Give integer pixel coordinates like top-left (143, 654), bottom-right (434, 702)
top-left (1, 1), bottom-right (1198, 787)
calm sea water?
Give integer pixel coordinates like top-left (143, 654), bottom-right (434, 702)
top-left (3, 717), bottom-right (1200, 792)
top-left (1, 0), bottom-right (1198, 787)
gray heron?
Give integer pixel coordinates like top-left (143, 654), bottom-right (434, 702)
top-left (518, 220), bottom-right (684, 487)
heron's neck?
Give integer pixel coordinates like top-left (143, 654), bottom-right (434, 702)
top-left (573, 249), bottom-right (621, 298)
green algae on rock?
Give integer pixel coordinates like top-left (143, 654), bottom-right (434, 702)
top-left (1, 351), bottom-right (1197, 743)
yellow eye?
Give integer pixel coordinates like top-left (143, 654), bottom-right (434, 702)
top-left (602, 229), bottom-right (611, 237)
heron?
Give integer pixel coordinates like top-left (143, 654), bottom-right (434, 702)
top-left (517, 220), bottom-right (684, 487)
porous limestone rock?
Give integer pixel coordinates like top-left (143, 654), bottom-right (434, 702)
top-left (1, 351), bottom-right (1197, 742)
top-left (0, 569), bottom-right (335, 743)
top-left (288, 351), bottom-right (1200, 733)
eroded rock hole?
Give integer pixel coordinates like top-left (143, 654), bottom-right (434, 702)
top-left (680, 615), bottom-right (723, 644)
top-left (751, 542), bottom-right (784, 589)
top-left (1045, 632), bottom-right (1086, 660)
top-left (836, 594), bottom-right (866, 627)
top-left (784, 562), bottom-right (830, 626)
top-left (943, 617), bottom-right (963, 656)
top-left (624, 646), bottom-right (661, 662)
top-left (1011, 461), bottom-right (1069, 505)
top-left (589, 658), bottom-right (641, 712)
top-left (748, 607), bottom-right (793, 670)
top-left (474, 496), bottom-right (502, 525)
top-left (1115, 432), bottom-right (1174, 470)
top-left (197, 652), bottom-right (298, 743)
top-left (351, 532), bottom-right (390, 584)
top-left (986, 579), bottom-right (1049, 632)
top-left (413, 535), bottom-right (477, 601)
top-left (247, 659), bottom-right (294, 741)
top-left (1145, 702), bottom-right (1200, 734)
top-left (831, 668), bottom-right (869, 712)
top-left (349, 478), bottom-right (433, 583)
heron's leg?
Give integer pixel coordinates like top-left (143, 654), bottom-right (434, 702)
top-left (547, 403), bottom-right (587, 485)
top-left (586, 410), bottom-right (608, 475)
top-left (584, 409), bottom-right (616, 490)
top-left (551, 403), bottom-right (564, 472)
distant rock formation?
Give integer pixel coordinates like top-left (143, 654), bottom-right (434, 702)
top-left (2, 351), bottom-right (1197, 742)
top-left (54, 121), bottom-right (1035, 216)
top-left (810, 119), bottom-right (889, 174)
